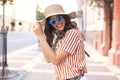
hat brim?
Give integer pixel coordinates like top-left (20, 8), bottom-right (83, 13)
top-left (36, 11), bottom-right (76, 26)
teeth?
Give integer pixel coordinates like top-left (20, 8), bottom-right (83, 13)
top-left (57, 24), bottom-right (61, 28)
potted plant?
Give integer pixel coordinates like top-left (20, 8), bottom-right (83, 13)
top-left (10, 21), bottom-right (15, 31)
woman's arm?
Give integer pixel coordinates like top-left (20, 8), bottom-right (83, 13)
top-left (42, 48), bottom-right (51, 63)
top-left (38, 35), bottom-right (68, 65)
top-left (33, 22), bottom-right (68, 65)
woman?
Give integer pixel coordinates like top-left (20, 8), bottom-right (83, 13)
top-left (33, 4), bottom-right (87, 80)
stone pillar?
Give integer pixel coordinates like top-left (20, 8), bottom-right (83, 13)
top-left (101, 3), bottom-right (111, 56)
top-left (109, 0), bottom-right (120, 66)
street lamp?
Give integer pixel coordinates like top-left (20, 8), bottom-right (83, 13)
top-left (0, 0), bottom-right (13, 78)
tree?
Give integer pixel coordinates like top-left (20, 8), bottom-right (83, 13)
top-left (36, 5), bottom-right (45, 21)
top-left (11, 21), bottom-right (15, 26)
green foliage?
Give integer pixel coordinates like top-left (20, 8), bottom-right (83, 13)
top-left (11, 21), bottom-right (15, 27)
top-left (36, 11), bottom-right (45, 21)
top-left (36, 5), bottom-right (45, 21)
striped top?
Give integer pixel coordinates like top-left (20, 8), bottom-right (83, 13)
top-left (55, 29), bottom-right (87, 80)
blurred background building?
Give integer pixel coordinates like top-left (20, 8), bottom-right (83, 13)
top-left (77, 0), bottom-right (120, 67)
top-left (0, 0), bottom-right (119, 67)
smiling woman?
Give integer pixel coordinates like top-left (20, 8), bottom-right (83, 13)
top-left (33, 4), bottom-right (87, 80)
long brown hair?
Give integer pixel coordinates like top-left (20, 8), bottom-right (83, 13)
top-left (44, 15), bottom-right (77, 47)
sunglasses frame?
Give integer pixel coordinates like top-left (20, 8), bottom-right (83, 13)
top-left (49, 15), bottom-right (63, 25)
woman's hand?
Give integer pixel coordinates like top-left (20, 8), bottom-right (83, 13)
top-left (33, 22), bottom-right (44, 38)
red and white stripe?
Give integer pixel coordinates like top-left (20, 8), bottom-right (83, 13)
top-left (55, 29), bottom-right (86, 80)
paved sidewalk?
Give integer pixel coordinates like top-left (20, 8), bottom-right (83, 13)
top-left (7, 44), bottom-right (55, 80)
top-left (84, 42), bottom-right (120, 80)
top-left (5, 43), bottom-right (120, 80)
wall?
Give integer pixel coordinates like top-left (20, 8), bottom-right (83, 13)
top-left (85, 31), bottom-right (103, 52)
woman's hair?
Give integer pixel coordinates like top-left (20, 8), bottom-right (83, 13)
top-left (44, 15), bottom-right (77, 47)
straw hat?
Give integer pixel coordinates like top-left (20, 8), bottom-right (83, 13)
top-left (37, 4), bottom-right (76, 24)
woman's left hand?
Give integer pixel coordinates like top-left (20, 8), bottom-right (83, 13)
top-left (32, 22), bottom-right (44, 38)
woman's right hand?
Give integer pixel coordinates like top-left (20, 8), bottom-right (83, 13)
top-left (32, 22), bottom-right (44, 38)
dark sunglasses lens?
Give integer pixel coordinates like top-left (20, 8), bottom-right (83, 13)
top-left (49, 19), bottom-right (55, 25)
top-left (57, 16), bottom-right (62, 22)
top-left (49, 16), bottom-right (62, 25)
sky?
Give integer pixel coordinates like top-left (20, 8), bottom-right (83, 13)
top-left (14, 0), bottom-right (36, 22)
top-left (36, 0), bottom-right (78, 12)
top-left (14, 0), bottom-right (78, 22)
top-left (0, 0), bottom-right (79, 22)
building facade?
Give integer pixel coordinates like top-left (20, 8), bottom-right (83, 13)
top-left (77, 0), bottom-right (120, 66)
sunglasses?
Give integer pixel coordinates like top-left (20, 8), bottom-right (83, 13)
top-left (49, 16), bottom-right (63, 25)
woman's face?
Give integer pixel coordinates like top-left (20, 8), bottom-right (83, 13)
top-left (49, 15), bottom-right (65, 31)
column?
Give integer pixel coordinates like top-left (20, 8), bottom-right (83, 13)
top-left (109, 0), bottom-right (120, 66)
top-left (101, 3), bottom-right (111, 56)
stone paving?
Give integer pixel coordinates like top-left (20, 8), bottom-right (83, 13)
top-left (2, 43), bottom-right (120, 80)
top-left (84, 42), bottom-right (120, 80)
top-left (7, 44), bottom-right (55, 80)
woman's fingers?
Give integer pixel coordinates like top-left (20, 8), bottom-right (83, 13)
top-left (32, 22), bottom-right (40, 31)
top-left (33, 22), bottom-right (43, 36)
